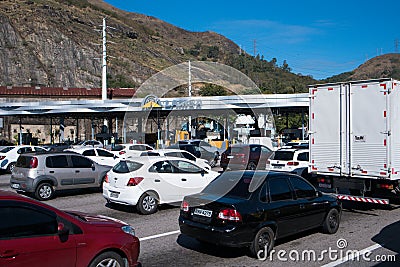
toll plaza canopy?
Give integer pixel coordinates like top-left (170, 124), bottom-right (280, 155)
top-left (0, 93), bottom-right (308, 116)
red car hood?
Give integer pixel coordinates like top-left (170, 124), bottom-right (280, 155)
top-left (65, 210), bottom-right (128, 227)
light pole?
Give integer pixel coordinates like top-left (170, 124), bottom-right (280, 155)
top-left (188, 60), bottom-right (192, 139)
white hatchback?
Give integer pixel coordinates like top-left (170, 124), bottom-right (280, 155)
top-left (110, 143), bottom-right (154, 158)
top-left (66, 147), bottom-right (120, 167)
top-left (103, 157), bottom-right (219, 214)
top-left (0, 145), bottom-right (48, 173)
top-left (133, 148), bottom-right (211, 171)
top-left (269, 148), bottom-right (310, 178)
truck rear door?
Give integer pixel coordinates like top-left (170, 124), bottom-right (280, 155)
top-left (309, 84), bottom-right (345, 175)
top-left (349, 81), bottom-right (389, 177)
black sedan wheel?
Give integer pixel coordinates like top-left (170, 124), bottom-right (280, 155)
top-left (322, 208), bottom-right (340, 234)
top-left (249, 227), bottom-right (275, 258)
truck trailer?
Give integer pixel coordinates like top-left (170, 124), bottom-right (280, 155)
top-left (308, 78), bottom-right (400, 204)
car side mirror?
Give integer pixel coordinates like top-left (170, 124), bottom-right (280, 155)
top-left (57, 222), bottom-right (69, 236)
top-left (91, 163), bottom-right (95, 171)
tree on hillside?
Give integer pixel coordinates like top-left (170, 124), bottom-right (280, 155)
top-left (199, 84), bottom-right (228, 96)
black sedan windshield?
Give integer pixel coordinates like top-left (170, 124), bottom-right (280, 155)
top-left (201, 171), bottom-right (266, 199)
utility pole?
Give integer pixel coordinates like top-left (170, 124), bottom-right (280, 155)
top-left (253, 39), bottom-right (257, 57)
top-left (188, 60), bottom-right (192, 138)
top-left (102, 17), bottom-right (107, 101)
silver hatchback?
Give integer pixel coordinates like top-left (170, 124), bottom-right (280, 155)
top-left (10, 151), bottom-right (111, 200)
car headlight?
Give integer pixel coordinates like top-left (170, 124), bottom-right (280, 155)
top-left (122, 225), bottom-right (136, 236)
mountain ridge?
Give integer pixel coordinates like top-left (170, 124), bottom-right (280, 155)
top-left (0, 0), bottom-right (398, 94)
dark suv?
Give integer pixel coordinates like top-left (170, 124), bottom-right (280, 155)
top-left (0, 190), bottom-right (140, 267)
top-left (220, 144), bottom-right (273, 171)
top-left (10, 151), bottom-right (111, 200)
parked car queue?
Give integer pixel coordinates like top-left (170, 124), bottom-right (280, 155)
top-left (2, 169), bottom-right (341, 266)
top-left (2, 139), bottom-right (342, 266)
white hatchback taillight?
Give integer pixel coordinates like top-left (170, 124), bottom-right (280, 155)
top-left (127, 177), bottom-right (144, 186)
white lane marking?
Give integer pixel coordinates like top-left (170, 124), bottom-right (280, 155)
top-left (139, 230), bottom-right (180, 241)
top-left (322, 243), bottom-right (383, 267)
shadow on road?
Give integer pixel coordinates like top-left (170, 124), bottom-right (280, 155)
top-left (371, 220), bottom-right (400, 265)
top-left (105, 202), bottom-right (177, 214)
top-left (176, 228), bottom-right (321, 259)
top-left (341, 201), bottom-right (400, 215)
top-left (176, 234), bottom-right (248, 258)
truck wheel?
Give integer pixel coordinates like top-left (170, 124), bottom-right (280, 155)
top-left (249, 227), bottom-right (275, 258)
top-left (322, 208), bottom-right (340, 234)
top-left (89, 251), bottom-right (124, 267)
top-left (137, 193), bottom-right (158, 215)
top-left (35, 182), bottom-right (54, 201)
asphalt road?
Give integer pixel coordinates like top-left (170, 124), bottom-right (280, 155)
top-left (0, 172), bottom-right (399, 267)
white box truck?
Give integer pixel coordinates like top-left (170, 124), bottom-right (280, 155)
top-left (308, 78), bottom-right (400, 204)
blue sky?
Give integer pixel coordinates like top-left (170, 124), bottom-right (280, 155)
top-left (104, 0), bottom-right (399, 80)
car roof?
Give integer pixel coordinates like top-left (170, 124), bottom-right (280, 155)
top-left (222, 170), bottom-right (300, 178)
top-left (124, 155), bottom-right (198, 164)
top-left (275, 148), bottom-right (309, 152)
top-left (230, 144), bottom-right (263, 147)
top-left (156, 148), bottom-right (190, 153)
top-left (20, 151), bottom-right (83, 156)
top-left (68, 147), bottom-right (107, 152)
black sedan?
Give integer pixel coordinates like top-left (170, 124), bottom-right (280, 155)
top-left (179, 171), bottom-right (341, 258)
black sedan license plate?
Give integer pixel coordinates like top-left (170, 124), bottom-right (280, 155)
top-left (193, 208), bottom-right (212, 217)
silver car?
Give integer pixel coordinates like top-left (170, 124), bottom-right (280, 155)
top-left (10, 151), bottom-right (111, 200)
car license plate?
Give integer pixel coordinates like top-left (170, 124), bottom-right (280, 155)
top-left (273, 165), bottom-right (282, 169)
top-left (11, 183), bottom-right (20, 189)
top-left (227, 156), bottom-right (234, 159)
top-left (110, 192), bottom-right (120, 198)
top-left (194, 208), bottom-right (212, 217)
top-left (319, 183), bottom-right (332, 189)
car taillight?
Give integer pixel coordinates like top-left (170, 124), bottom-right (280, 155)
top-left (218, 208), bottom-right (242, 222)
top-left (0, 156), bottom-right (5, 160)
top-left (181, 200), bottom-right (190, 212)
top-left (377, 184), bottom-right (393, 190)
top-left (30, 157), bottom-right (38, 168)
top-left (127, 177), bottom-right (144, 186)
top-left (104, 174), bottom-right (109, 183)
top-left (119, 151), bottom-right (126, 155)
top-left (287, 161), bottom-right (299, 166)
